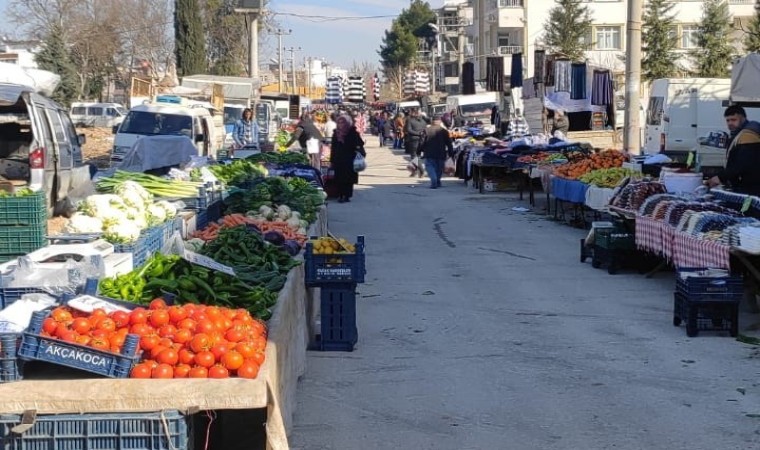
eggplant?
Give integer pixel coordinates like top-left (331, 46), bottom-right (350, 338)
top-left (280, 240), bottom-right (301, 257)
top-left (263, 231), bottom-right (285, 246)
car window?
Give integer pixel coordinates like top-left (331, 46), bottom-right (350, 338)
top-left (106, 108), bottom-right (118, 117)
top-left (88, 107), bottom-right (103, 116)
top-left (62, 112), bottom-right (79, 145)
top-left (35, 105), bottom-right (55, 147)
top-left (47, 109), bottom-right (68, 144)
top-left (71, 107), bottom-right (86, 115)
top-left (119, 111), bottom-right (193, 136)
top-left (647, 97), bottom-right (664, 126)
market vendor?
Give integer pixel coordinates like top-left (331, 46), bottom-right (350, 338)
top-left (551, 109), bottom-right (569, 136)
top-left (708, 105), bottom-right (760, 195)
top-left (285, 113), bottom-right (324, 150)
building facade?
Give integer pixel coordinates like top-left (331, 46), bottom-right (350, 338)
top-left (436, 0), bottom-right (474, 94)
top-left (0, 39), bottom-right (40, 69)
top-left (468, 0), bottom-right (757, 84)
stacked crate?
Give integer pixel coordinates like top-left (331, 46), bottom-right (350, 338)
top-left (0, 191), bottom-right (47, 263)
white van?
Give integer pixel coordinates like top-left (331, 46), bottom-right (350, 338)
top-left (70, 102), bottom-right (127, 128)
top-left (643, 78), bottom-right (755, 155)
top-left (446, 93), bottom-right (498, 133)
top-left (111, 96), bottom-right (219, 165)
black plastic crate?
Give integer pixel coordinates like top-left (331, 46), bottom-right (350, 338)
top-left (673, 292), bottom-right (739, 337)
top-left (0, 410), bottom-right (190, 450)
top-left (0, 333), bottom-right (21, 383)
top-left (305, 236), bottom-right (366, 286)
top-left (676, 269), bottom-right (743, 302)
top-left (594, 227), bottom-right (635, 250)
top-left (316, 283), bottom-right (358, 352)
top-left (0, 191), bottom-right (46, 226)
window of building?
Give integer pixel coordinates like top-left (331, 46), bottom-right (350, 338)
top-left (443, 64), bottom-right (459, 77)
top-left (681, 24), bottom-right (700, 49)
top-left (498, 36), bottom-right (510, 47)
top-left (594, 26), bottom-right (622, 50)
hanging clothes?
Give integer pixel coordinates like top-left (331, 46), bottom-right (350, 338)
top-left (486, 57), bottom-right (504, 92)
top-left (591, 70), bottom-right (613, 106)
top-left (534, 50), bottom-right (546, 82)
top-left (510, 53), bottom-right (523, 88)
top-left (522, 78), bottom-right (536, 99)
top-left (545, 55), bottom-right (555, 87)
top-left (554, 60), bottom-right (571, 92)
top-left (462, 62), bottom-right (476, 95)
top-left (570, 63), bottom-right (587, 100)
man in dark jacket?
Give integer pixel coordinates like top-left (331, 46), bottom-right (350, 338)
top-left (404, 108), bottom-right (428, 177)
top-left (285, 113), bottom-right (324, 150)
top-left (421, 115), bottom-right (454, 189)
top-left (708, 105), bottom-right (760, 195)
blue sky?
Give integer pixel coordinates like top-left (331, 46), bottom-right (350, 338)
top-left (0, 0), bottom-right (446, 70)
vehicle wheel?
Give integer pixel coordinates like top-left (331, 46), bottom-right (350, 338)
top-left (673, 316), bottom-right (682, 327)
top-left (686, 323), bottom-right (699, 337)
top-left (591, 258), bottom-right (601, 269)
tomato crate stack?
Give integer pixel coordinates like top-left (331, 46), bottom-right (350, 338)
top-left (673, 269), bottom-right (743, 337)
top-left (0, 410), bottom-right (191, 450)
top-left (0, 191), bottom-right (47, 263)
top-left (305, 236), bottom-right (366, 352)
top-left (0, 333), bottom-right (21, 383)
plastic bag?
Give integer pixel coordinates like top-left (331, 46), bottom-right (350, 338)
top-left (306, 138), bottom-right (320, 154)
top-left (353, 153), bottom-right (367, 172)
top-left (444, 157), bottom-right (456, 176)
top-left (407, 157), bottom-right (419, 174)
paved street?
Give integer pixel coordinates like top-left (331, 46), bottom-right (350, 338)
top-left (291, 139), bottom-right (760, 450)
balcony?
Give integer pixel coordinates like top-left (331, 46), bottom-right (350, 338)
top-left (497, 3), bottom-right (524, 28)
top-left (498, 45), bottom-right (523, 55)
top-left (499, 0), bottom-right (523, 6)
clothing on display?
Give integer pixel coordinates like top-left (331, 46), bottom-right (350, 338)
top-left (545, 56), bottom-right (555, 87)
top-left (554, 60), bottom-right (571, 92)
top-left (570, 63), bottom-right (587, 100)
top-left (486, 57), bottom-right (504, 92)
top-left (522, 78), bottom-right (536, 99)
top-left (591, 70), bottom-right (614, 106)
top-left (510, 53), bottom-right (523, 88)
top-left (462, 62), bottom-right (476, 95)
top-left (534, 50), bottom-right (546, 82)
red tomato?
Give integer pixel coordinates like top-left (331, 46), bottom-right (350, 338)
top-left (225, 329), bottom-right (245, 343)
top-left (131, 363), bottom-right (152, 378)
top-left (208, 332), bottom-right (226, 347)
top-left (212, 318), bottom-right (227, 333)
top-left (139, 334), bottom-right (161, 351)
top-left (70, 317), bottom-right (91, 335)
top-left (143, 359), bottom-right (159, 369)
top-left (110, 310), bottom-right (130, 328)
top-left (208, 365), bottom-right (229, 379)
top-left (89, 337), bottom-right (110, 351)
top-left (42, 318), bottom-right (58, 335)
top-left (59, 330), bottom-right (78, 343)
top-left (174, 364), bottom-right (192, 378)
top-left (158, 324), bottom-right (177, 339)
top-left (178, 348), bottom-right (196, 365)
top-left (90, 329), bottom-right (109, 339)
top-left (130, 323), bottom-right (152, 337)
top-left (188, 366), bottom-right (208, 378)
top-left (190, 334), bottom-right (211, 353)
top-left (249, 351), bottom-right (265, 366)
top-left (158, 337), bottom-right (174, 348)
top-left (236, 360), bottom-right (260, 379)
top-left (129, 308), bottom-right (149, 325)
top-left (204, 307), bottom-right (222, 319)
top-left (51, 307), bottom-right (73, 324)
top-left (173, 328), bottom-right (193, 345)
top-left (75, 335), bottom-right (91, 346)
top-left (191, 311), bottom-right (208, 322)
top-left (152, 363), bottom-right (174, 379)
top-left (149, 298), bottom-right (168, 310)
top-left (221, 351), bottom-right (244, 371)
top-left (235, 342), bottom-right (257, 359)
top-left (194, 350), bottom-right (216, 368)
top-left (177, 318), bottom-right (197, 331)
top-left (195, 319), bottom-right (216, 335)
top-left (156, 348), bottom-right (179, 366)
top-left (150, 310), bottom-right (170, 328)
top-left (109, 333), bottom-right (126, 349)
top-left (252, 336), bottom-right (267, 352)
top-left (97, 318), bottom-right (117, 333)
top-left (167, 306), bottom-right (188, 324)
top-left (211, 343), bottom-right (230, 360)
top-left (150, 345), bottom-right (168, 360)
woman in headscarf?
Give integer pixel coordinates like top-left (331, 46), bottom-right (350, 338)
top-left (331, 114), bottom-right (366, 203)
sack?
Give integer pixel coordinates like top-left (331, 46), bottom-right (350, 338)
top-left (444, 157), bottom-right (456, 176)
top-left (306, 138), bottom-right (320, 154)
top-left (353, 153), bottom-right (367, 172)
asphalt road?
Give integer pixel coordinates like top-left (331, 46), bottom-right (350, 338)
top-left (290, 139), bottom-right (760, 450)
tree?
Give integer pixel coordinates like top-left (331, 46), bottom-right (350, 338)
top-left (175, 0), bottom-right (207, 77)
top-left (744, 7), bottom-right (760, 53)
top-left (692, 0), bottom-right (734, 78)
top-left (202, 0), bottom-right (247, 76)
top-left (34, 25), bottom-right (79, 105)
top-left (378, 0), bottom-right (436, 69)
top-left (641, 0), bottom-right (679, 81)
top-left (543, 0), bottom-right (593, 61)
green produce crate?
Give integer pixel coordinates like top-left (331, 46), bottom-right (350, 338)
top-left (0, 191), bottom-right (46, 226)
top-left (594, 227), bottom-right (635, 250)
top-left (0, 224), bottom-right (47, 262)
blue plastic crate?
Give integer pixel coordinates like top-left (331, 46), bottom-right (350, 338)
top-left (676, 269), bottom-right (743, 302)
top-left (180, 184), bottom-right (215, 210)
top-left (113, 233), bottom-right (150, 269)
top-left (0, 333), bottom-right (21, 383)
top-left (0, 275), bottom-right (78, 310)
top-left (0, 410), bottom-right (190, 450)
top-left (142, 225), bottom-right (162, 256)
top-left (316, 283), bottom-right (358, 352)
top-left (160, 217), bottom-right (182, 246)
top-left (305, 236), bottom-right (366, 286)
top-left (18, 311), bottom-right (140, 378)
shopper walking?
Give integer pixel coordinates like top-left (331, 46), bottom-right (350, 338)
top-left (404, 108), bottom-right (428, 177)
top-left (393, 112), bottom-right (405, 149)
top-left (233, 108), bottom-right (259, 148)
top-left (420, 115), bottom-right (454, 189)
top-left (324, 113), bottom-right (337, 140)
top-left (377, 112), bottom-right (388, 147)
top-left (331, 115), bottom-right (366, 203)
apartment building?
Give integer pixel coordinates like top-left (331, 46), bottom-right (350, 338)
top-left (436, 0), bottom-right (474, 94)
top-left (469, 0), bottom-right (757, 83)
top-left (0, 39), bottom-right (40, 69)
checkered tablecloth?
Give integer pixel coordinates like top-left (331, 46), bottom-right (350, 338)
top-left (672, 231), bottom-right (731, 269)
top-left (635, 215), bottom-right (661, 253)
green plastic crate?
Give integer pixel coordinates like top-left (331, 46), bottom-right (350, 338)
top-left (0, 191), bottom-right (46, 226)
top-left (0, 224), bottom-right (47, 256)
top-left (595, 227), bottom-right (635, 250)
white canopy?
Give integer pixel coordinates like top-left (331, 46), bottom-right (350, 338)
top-left (0, 62), bottom-right (60, 97)
top-left (730, 53), bottom-right (760, 104)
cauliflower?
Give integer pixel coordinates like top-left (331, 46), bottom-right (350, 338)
top-left (99, 208), bottom-right (129, 228)
top-left (115, 181), bottom-right (153, 210)
top-left (286, 217), bottom-right (301, 230)
top-left (102, 221), bottom-right (141, 244)
top-left (155, 200), bottom-right (178, 218)
top-left (64, 213), bottom-right (104, 234)
top-left (276, 205), bottom-right (292, 220)
top-left (79, 194), bottom-right (127, 218)
top-left (146, 204), bottom-right (167, 226)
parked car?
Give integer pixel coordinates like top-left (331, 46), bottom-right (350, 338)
top-left (0, 83), bottom-right (86, 213)
top-left (70, 102), bottom-right (127, 128)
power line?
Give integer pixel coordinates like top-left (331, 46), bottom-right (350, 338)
top-left (271, 12), bottom-right (397, 23)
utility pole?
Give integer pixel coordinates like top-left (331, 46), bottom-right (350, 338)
top-left (286, 47), bottom-right (302, 94)
top-left (274, 28), bottom-right (292, 93)
top-left (249, 16), bottom-right (259, 80)
top-left (623, 0), bottom-right (643, 155)
top-left (306, 57), bottom-right (312, 98)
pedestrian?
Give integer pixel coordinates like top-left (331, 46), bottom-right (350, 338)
top-left (377, 112), bottom-right (387, 147)
top-left (451, 109), bottom-right (465, 128)
top-left (285, 112), bottom-right (324, 150)
top-left (324, 113), bottom-right (337, 140)
top-left (331, 114), bottom-right (366, 203)
top-left (382, 115), bottom-right (394, 147)
top-left (551, 109), bottom-right (569, 135)
top-left (233, 108), bottom-right (259, 148)
top-left (404, 108), bottom-right (427, 177)
top-left (420, 115), bottom-right (454, 189)
top-left (393, 112), bottom-right (405, 149)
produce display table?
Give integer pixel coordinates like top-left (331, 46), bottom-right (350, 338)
top-left (673, 231), bottom-right (731, 270)
top-left (584, 185), bottom-right (615, 212)
top-left (551, 177), bottom-right (589, 204)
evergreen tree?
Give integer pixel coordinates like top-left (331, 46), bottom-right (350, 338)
top-left (642, 0), bottom-right (679, 81)
top-left (744, 7), bottom-right (760, 53)
top-left (175, 0), bottom-right (207, 77)
top-left (693, 0), bottom-right (734, 78)
top-left (379, 0), bottom-right (436, 68)
top-left (34, 25), bottom-right (80, 106)
top-left (543, 0), bottom-right (593, 61)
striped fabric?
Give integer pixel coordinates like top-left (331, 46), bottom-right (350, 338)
top-left (372, 73), bottom-right (380, 101)
top-left (345, 76), bottom-right (365, 103)
top-left (325, 76), bottom-right (344, 104)
top-left (403, 70), bottom-right (430, 96)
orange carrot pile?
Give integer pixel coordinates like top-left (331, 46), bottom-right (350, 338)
top-left (191, 213), bottom-right (307, 246)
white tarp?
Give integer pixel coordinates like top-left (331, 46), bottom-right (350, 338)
top-left (730, 53), bottom-right (760, 103)
top-left (116, 135), bottom-right (197, 172)
top-left (0, 62), bottom-right (60, 97)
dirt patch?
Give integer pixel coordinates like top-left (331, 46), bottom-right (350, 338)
top-left (78, 127), bottom-right (114, 169)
